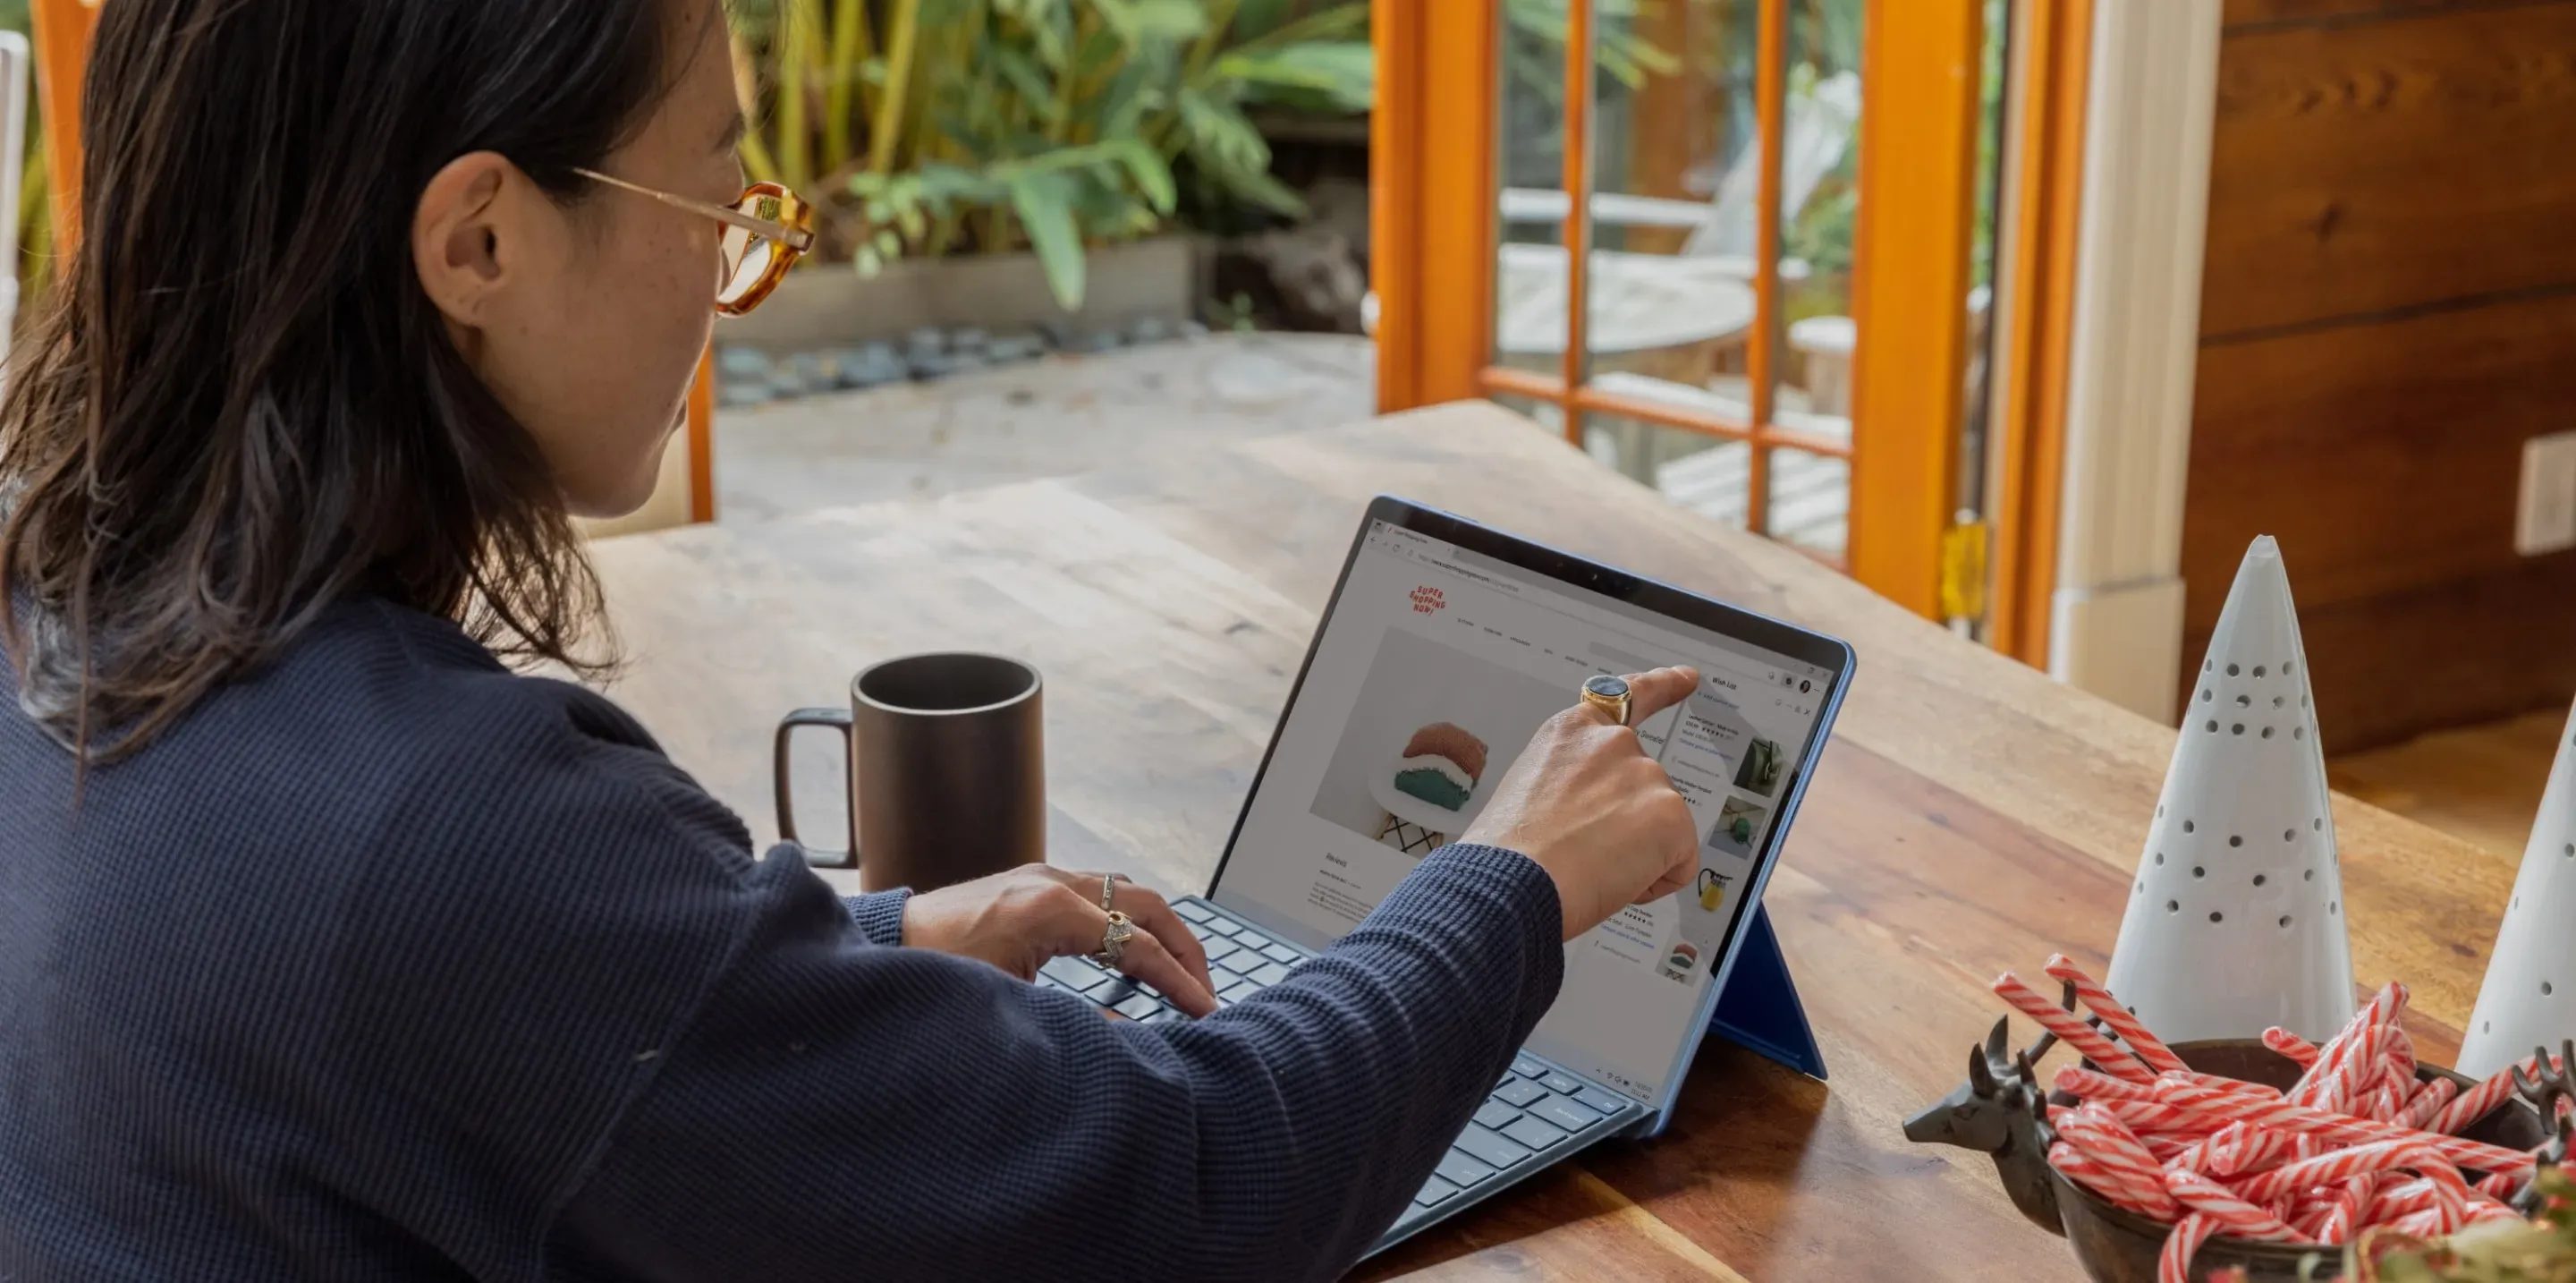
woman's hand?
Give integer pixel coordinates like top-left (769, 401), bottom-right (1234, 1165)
top-left (1461, 667), bottom-right (1705, 940)
top-left (902, 866), bottom-right (1219, 1016)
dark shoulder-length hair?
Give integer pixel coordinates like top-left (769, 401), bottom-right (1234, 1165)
top-left (0, 0), bottom-right (688, 764)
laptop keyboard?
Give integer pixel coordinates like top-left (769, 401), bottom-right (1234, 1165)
top-left (1033, 896), bottom-right (1645, 1242)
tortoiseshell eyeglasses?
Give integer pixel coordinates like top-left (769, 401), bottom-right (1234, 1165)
top-left (572, 167), bottom-right (818, 317)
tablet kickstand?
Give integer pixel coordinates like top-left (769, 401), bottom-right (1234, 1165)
top-left (1707, 903), bottom-right (1826, 1080)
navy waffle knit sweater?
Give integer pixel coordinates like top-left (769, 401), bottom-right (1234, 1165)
top-left (0, 598), bottom-right (1566, 1282)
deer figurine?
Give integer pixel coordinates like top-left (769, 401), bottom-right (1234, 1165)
top-left (2509, 1039), bottom-right (2576, 1216)
top-left (1902, 1002), bottom-right (2065, 1233)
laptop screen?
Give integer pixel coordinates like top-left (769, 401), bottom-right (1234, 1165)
top-left (1211, 515), bottom-right (1838, 1106)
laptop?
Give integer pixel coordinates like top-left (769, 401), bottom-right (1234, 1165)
top-left (1034, 497), bottom-right (1854, 1253)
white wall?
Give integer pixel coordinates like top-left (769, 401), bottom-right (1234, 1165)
top-left (2045, 0), bottom-right (2224, 723)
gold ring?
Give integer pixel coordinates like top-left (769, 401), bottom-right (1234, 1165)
top-left (1580, 674), bottom-right (1633, 726)
top-left (1093, 911), bottom-right (1136, 969)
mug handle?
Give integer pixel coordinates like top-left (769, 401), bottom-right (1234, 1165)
top-left (775, 707), bottom-right (858, 869)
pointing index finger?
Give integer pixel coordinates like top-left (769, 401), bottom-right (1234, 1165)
top-left (1621, 666), bottom-right (1701, 727)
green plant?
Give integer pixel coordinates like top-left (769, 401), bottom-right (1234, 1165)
top-left (730, 0), bottom-right (1371, 310)
top-left (1779, 0), bottom-right (1864, 283)
top-left (2, 0), bottom-right (48, 332)
top-left (1775, 0), bottom-right (2006, 293)
top-left (1499, 0), bottom-right (1681, 102)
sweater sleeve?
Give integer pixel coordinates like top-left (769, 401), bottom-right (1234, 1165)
top-left (838, 887), bottom-right (911, 947)
top-left (543, 843), bottom-right (1563, 1283)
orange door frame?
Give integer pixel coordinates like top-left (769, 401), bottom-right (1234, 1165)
top-left (22, 0), bottom-right (718, 525)
top-left (1843, 0), bottom-right (1987, 618)
top-left (1371, 0), bottom-right (1497, 412)
top-left (1374, 0), bottom-right (1995, 622)
top-left (28, 0), bottom-right (95, 251)
top-left (1986, 0), bottom-right (2093, 667)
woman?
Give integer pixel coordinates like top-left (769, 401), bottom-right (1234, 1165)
top-left (0, 1), bottom-right (1702, 1279)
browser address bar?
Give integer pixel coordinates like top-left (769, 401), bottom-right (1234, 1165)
top-left (1393, 541), bottom-right (1792, 691)
top-left (1587, 640), bottom-right (1783, 692)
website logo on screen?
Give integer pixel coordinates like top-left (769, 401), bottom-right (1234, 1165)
top-left (1409, 585), bottom-right (1445, 616)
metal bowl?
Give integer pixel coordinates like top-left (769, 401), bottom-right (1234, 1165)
top-left (2046, 1040), bottom-right (2549, 1283)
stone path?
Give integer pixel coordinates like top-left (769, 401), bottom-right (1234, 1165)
top-left (712, 333), bottom-right (1376, 524)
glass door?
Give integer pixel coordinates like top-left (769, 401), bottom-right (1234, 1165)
top-left (1375, 0), bottom-right (2036, 624)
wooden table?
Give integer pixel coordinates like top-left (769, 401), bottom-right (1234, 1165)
top-left (583, 401), bottom-right (2518, 1281)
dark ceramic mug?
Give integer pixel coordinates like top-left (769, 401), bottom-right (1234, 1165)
top-left (774, 652), bottom-right (1046, 894)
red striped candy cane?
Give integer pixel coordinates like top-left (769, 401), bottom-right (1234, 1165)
top-left (2162, 1069), bottom-right (2283, 1100)
top-left (2362, 1078), bottom-right (2405, 1125)
top-left (2318, 1173), bottom-right (2377, 1246)
top-left (2054, 1066), bottom-right (2164, 1104)
top-left (2365, 1177), bottom-right (2440, 1222)
top-left (2165, 1122), bottom-right (2246, 1175)
top-left (2321, 1025), bottom-right (2386, 1115)
top-left (2463, 1200), bottom-right (2525, 1227)
top-left (2428, 1051), bottom-right (2562, 1135)
top-left (2391, 1203), bottom-right (2466, 1238)
top-left (2048, 1142), bottom-right (2173, 1219)
top-left (2140, 1080), bottom-right (2536, 1177)
top-left (2232, 1139), bottom-right (2462, 1203)
top-left (2351, 1159), bottom-right (2472, 1231)
top-left (2402, 1077), bottom-right (2457, 1130)
top-left (2141, 1134), bottom-right (2190, 1163)
top-left (2262, 1027), bottom-right (2319, 1069)
top-left (2044, 954), bottom-right (2190, 1075)
top-left (2165, 1168), bottom-right (2301, 1242)
top-left (2055, 1108), bottom-right (2185, 1219)
top-left (2159, 1213), bottom-right (2217, 1283)
top-left (2212, 1126), bottom-right (2301, 1179)
top-left (2288, 999), bottom-right (2376, 1101)
top-left (1994, 973), bottom-right (2154, 1082)
top-left (2291, 983), bottom-right (2406, 1107)
top-left (2101, 1099), bottom-right (2224, 1136)
top-left (2290, 1201), bottom-right (2334, 1243)
top-left (2172, 1121), bottom-right (2299, 1178)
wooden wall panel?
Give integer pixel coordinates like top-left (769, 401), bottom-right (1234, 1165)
top-left (2224, 0), bottom-right (2536, 28)
top-left (2290, 556), bottom-right (2576, 754)
top-left (2187, 290), bottom-right (2576, 609)
top-left (2185, 0), bottom-right (2576, 752)
top-left (2184, 290), bottom-right (2576, 751)
top-left (2199, 2), bottom-right (2576, 337)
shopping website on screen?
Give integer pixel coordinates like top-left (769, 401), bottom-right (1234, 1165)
top-left (1216, 520), bottom-right (1833, 1103)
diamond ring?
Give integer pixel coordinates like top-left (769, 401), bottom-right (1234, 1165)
top-left (1093, 911), bottom-right (1137, 969)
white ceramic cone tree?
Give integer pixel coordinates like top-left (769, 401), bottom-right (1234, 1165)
top-left (2456, 697), bottom-right (2576, 1079)
top-left (2105, 536), bottom-right (2357, 1044)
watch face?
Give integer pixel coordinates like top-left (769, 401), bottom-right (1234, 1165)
top-left (1585, 674), bottom-right (1631, 699)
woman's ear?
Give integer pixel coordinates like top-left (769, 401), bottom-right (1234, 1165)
top-left (411, 152), bottom-right (520, 337)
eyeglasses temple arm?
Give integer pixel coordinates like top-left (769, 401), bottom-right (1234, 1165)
top-left (573, 167), bottom-right (816, 253)
top-left (703, 200), bottom-right (816, 254)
